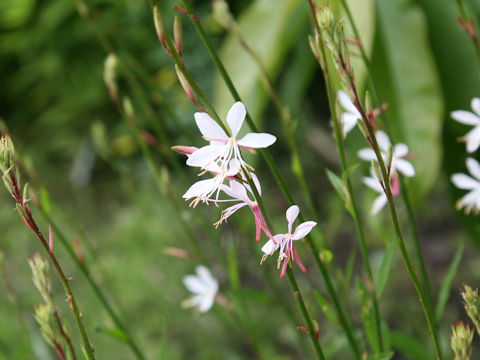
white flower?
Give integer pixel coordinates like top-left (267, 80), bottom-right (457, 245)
top-left (362, 168), bottom-right (388, 215)
top-left (451, 157), bottom-right (480, 214)
top-left (215, 173), bottom-right (273, 242)
top-left (451, 98), bottom-right (480, 153)
top-left (182, 265), bottom-right (218, 313)
top-left (337, 90), bottom-right (361, 136)
top-left (358, 130), bottom-right (415, 178)
top-left (261, 205), bottom-right (316, 278)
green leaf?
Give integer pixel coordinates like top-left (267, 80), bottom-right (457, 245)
top-left (39, 187), bottom-right (51, 216)
top-left (357, 279), bottom-right (380, 353)
top-left (96, 327), bottom-right (128, 343)
top-left (214, 0), bottom-right (309, 122)
top-left (390, 330), bottom-right (433, 360)
top-left (366, 352), bottom-right (394, 360)
top-left (314, 291), bottom-right (338, 325)
top-left (374, 0), bottom-right (443, 201)
top-left (435, 242), bottom-right (465, 323)
top-left (326, 169), bottom-right (347, 202)
top-left (375, 237), bottom-right (395, 298)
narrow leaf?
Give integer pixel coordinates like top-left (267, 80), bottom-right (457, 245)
top-left (375, 238), bottom-right (395, 298)
top-left (390, 330), bottom-right (433, 360)
top-left (314, 291), bottom-right (338, 325)
top-left (326, 169), bottom-right (347, 202)
top-left (358, 279), bottom-right (380, 353)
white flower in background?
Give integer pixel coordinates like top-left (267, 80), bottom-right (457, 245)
top-left (215, 173), bottom-right (273, 242)
top-left (358, 130), bottom-right (415, 178)
top-left (451, 98), bottom-right (480, 153)
top-left (186, 102), bottom-right (276, 173)
top-left (362, 169), bottom-right (387, 215)
top-left (182, 265), bottom-right (218, 313)
top-left (261, 205), bottom-right (316, 278)
top-left (451, 157), bottom-right (480, 214)
top-left (337, 90), bottom-right (361, 136)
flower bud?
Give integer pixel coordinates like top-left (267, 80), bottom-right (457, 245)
top-left (175, 64), bottom-right (195, 102)
top-left (173, 14), bottom-right (183, 56)
top-left (28, 253), bottom-right (51, 302)
top-left (153, 5), bottom-right (166, 45)
top-left (0, 133), bottom-right (15, 174)
top-left (461, 285), bottom-right (480, 334)
top-left (450, 322), bottom-right (473, 360)
top-left (103, 54), bottom-right (118, 102)
top-left (317, 5), bottom-right (334, 30)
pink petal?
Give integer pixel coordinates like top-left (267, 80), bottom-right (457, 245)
top-left (293, 246), bottom-right (308, 274)
top-left (195, 112), bottom-right (228, 140)
top-left (226, 102), bottom-right (246, 137)
top-left (292, 221), bottom-right (317, 240)
top-left (48, 224), bottom-right (53, 254)
top-left (237, 133), bottom-right (276, 148)
top-left (280, 254), bottom-right (289, 278)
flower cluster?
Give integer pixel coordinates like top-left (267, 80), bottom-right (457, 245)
top-left (450, 98), bottom-right (480, 214)
top-left (175, 102), bottom-right (317, 312)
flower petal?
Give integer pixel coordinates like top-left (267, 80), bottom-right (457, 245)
top-left (363, 176), bottom-right (383, 193)
top-left (451, 110), bottom-right (480, 126)
top-left (451, 173), bottom-right (479, 190)
top-left (229, 180), bottom-right (249, 202)
top-left (196, 266), bottom-right (218, 293)
top-left (183, 275), bottom-right (208, 294)
top-left (186, 145), bottom-right (224, 167)
top-left (262, 239), bottom-right (279, 254)
top-left (195, 112), bottom-right (228, 140)
top-left (375, 131), bottom-right (391, 152)
top-left (292, 221), bottom-right (317, 240)
top-left (237, 133), bottom-right (277, 148)
top-left (286, 205), bottom-right (299, 233)
top-left (342, 113), bottom-right (358, 135)
top-left (226, 102), bottom-right (246, 137)
top-left (395, 158), bottom-right (415, 177)
top-left (472, 98), bottom-right (480, 117)
top-left (337, 90), bottom-right (358, 114)
top-left (183, 179), bottom-right (214, 199)
top-left (465, 126), bottom-right (480, 153)
top-left (467, 157), bottom-right (480, 181)
top-left (358, 148), bottom-right (377, 161)
top-left (371, 194), bottom-right (388, 215)
top-left (393, 143), bottom-right (409, 158)
top-left (197, 294), bottom-right (215, 313)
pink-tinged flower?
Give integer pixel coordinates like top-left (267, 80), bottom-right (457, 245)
top-left (451, 98), bottom-right (480, 153)
top-left (261, 205), bottom-right (316, 278)
top-left (182, 159), bottom-right (240, 206)
top-left (215, 174), bottom-right (273, 242)
top-left (358, 130), bottom-right (415, 178)
top-left (337, 90), bottom-right (361, 136)
top-left (182, 265), bottom-right (218, 313)
top-left (362, 167), bottom-right (400, 215)
top-left (451, 157), bottom-right (480, 214)
top-left (186, 102), bottom-right (276, 175)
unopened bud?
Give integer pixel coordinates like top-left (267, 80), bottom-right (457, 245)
top-left (173, 14), bottom-right (183, 56)
top-left (371, 160), bottom-right (383, 186)
top-left (171, 145), bottom-right (198, 156)
top-left (122, 97), bottom-right (135, 123)
top-left (450, 322), bottom-right (474, 360)
top-left (0, 133), bottom-right (15, 174)
top-left (28, 253), bottom-right (51, 302)
top-left (386, 145), bottom-right (393, 171)
top-left (153, 5), bottom-right (166, 45)
top-left (461, 285), bottom-right (480, 334)
top-left (357, 119), bottom-right (369, 140)
top-left (175, 64), bottom-right (194, 101)
top-left (364, 91), bottom-right (373, 116)
top-left (103, 54), bottom-right (118, 102)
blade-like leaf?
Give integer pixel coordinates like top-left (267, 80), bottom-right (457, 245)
top-left (375, 238), bottom-right (395, 298)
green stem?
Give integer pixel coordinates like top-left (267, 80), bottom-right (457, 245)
top-left (455, 0), bottom-right (480, 70)
top-left (338, 0), bottom-right (436, 326)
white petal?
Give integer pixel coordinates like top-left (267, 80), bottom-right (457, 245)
top-left (395, 158), bottom-right (415, 177)
top-left (186, 145), bottom-right (224, 167)
top-left (375, 131), bottom-right (391, 152)
top-left (358, 148), bottom-right (377, 161)
top-left (363, 176), bottom-right (383, 193)
top-left (196, 266), bottom-right (218, 293)
top-left (472, 98), bottom-right (480, 116)
top-left (451, 110), bottom-right (480, 126)
top-left (262, 239), bottom-right (279, 254)
top-left (226, 102), bottom-right (246, 137)
top-left (183, 275), bottom-right (208, 295)
top-left (292, 221), bottom-right (317, 240)
top-left (337, 90), bottom-right (358, 114)
top-left (226, 159), bottom-right (241, 177)
top-left (183, 179), bottom-right (214, 199)
top-left (194, 112), bottom-right (228, 140)
top-left (467, 157), bottom-right (480, 180)
top-left (451, 173), bottom-right (480, 190)
top-left (250, 173), bottom-right (262, 196)
top-left (237, 133), bottom-right (276, 148)
top-left (342, 113), bottom-right (358, 135)
top-left (371, 194), bottom-right (388, 215)
top-left (229, 180), bottom-right (249, 202)
top-left (286, 205), bottom-right (300, 233)
top-left (393, 143), bottom-right (409, 158)
top-left (197, 294), bottom-right (215, 313)
top-left (465, 126), bottom-right (480, 153)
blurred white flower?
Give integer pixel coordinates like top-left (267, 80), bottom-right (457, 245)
top-left (451, 98), bottom-right (480, 153)
top-left (451, 157), bottom-right (480, 214)
top-left (261, 205), bottom-right (316, 278)
top-left (337, 90), bottom-right (361, 136)
top-left (358, 130), bottom-right (415, 178)
top-left (182, 265), bottom-right (218, 313)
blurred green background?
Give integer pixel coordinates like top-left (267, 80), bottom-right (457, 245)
top-left (1, 0), bottom-right (480, 358)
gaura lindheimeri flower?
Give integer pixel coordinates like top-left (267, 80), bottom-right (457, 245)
top-left (362, 167), bottom-right (400, 215)
top-left (215, 173), bottom-right (273, 242)
top-left (261, 205), bottom-right (316, 278)
top-left (451, 98), bottom-right (480, 153)
top-left (358, 130), bottom-right (415, 178)
top-left (337, 90), bottom-right (361, 136)
top-left (186, 102), bottom-right (276, 174)
top-left (451, 157), bottom-right (480, 214)
top-left (182, 265), bottom-right (218, 313)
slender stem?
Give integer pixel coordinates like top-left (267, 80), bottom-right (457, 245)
top-left (53, 310), bottom-right (77, 360)
top-left (9, 175), bottom-right (95, 360)
top-left (286, 267), bottom-right (326, 360)
top-left (339, 0), bottom-right (436, 325)
top-left (455, 0), bottom-right (480, 70)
